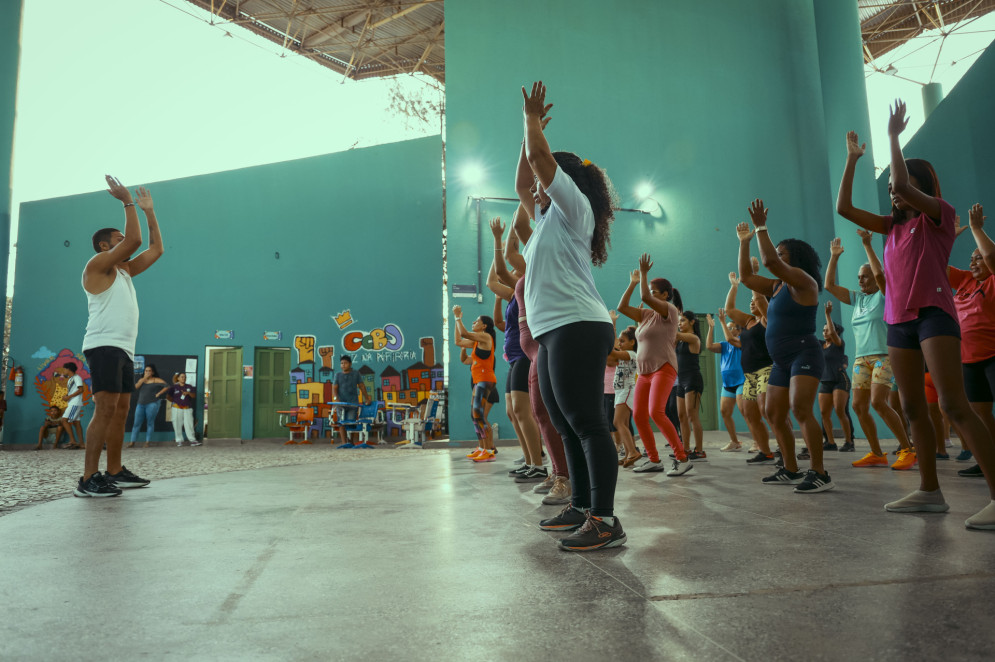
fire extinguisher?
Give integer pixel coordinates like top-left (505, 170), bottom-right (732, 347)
top-left (13, 366), bottom-right (24, 397)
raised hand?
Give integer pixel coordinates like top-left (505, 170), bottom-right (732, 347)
top-left (489, 216), bottom-right (505, 238)
top-left (105, 175), bottom-right (133, 203)
top-left (846, 130), bottom-right (866, 159)
top-left (522, 81), bottom-right (553, 120)
top-left (134, 186), bottom-right (153, 213)
top-left (969, 203), bottom-right (986, 229)
top-left (718, 308), bottom-right (727, 322)
top-left (736, 222), bottom-right (754, 243)
top-left (830, 237), bottom-right (844, 256)
top-left (856, 228), bottom-right (873, 243)
top-left (953, 215), bottom-right (969, 238)
top-left (452, 305), bottom-right (462, 320)
top-left (825, 300), bottom-right (833, 314)
top-left (609, 309), bottom-right (619, 323)
top-left (638, 253), bottom-right (653, 273)
top-left (630, 269), bottom-right (640, 285)
top-left (751, 256), bottom-right (760, 274)
top-left (888, 99), bottom-right (909, 136)
top-left (747, 199), bottom-right (768, 227)
top-left (706, 313), bottom-right (714, 327)
top-left (728, 272), bottom-right (740, 286)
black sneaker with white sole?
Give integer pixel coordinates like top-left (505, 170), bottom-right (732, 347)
top-left (104, 465), bottom-right (151, 489)
top-left (958, 464), bottom-right (983, 478)
top-left (73, 473), bottom-right (123, 498)
top-left (746, 451), bottom-right (775, 464)
top-left (559, 514), bottom-right (626, 552)
top-left (515, 466), bottom-right (549, 483)
top-left (797, 448), bottom-right (811, 460)
top-left (761, 467), bottom-right (805, 485)
top-left (538, 505), bottom-right (588, 531)
top-left (508, 464), bottom-right (530, 476)
top-left (839, 442), bottom-right (855, 453)
top-left (794, 469), bottom-right (835, 493)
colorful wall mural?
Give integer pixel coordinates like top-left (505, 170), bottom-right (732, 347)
top-left (32, 348), bottom-right (93, 411)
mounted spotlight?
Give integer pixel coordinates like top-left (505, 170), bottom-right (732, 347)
top-left (462, 163), bottom-right (485, 189)
top-left (635, 182), bottom-right (654, 200)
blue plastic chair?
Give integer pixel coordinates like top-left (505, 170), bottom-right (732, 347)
top-left (341, 400), bottom-right (382, 449)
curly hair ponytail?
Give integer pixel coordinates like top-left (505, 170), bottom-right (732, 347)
top-left (553, 152), bottom-right (619, 267)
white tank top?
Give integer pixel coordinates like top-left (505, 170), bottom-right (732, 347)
top-left (82, 267), bottom-right (139, 359)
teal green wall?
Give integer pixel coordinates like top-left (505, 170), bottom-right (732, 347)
top-left (444, 0), bottom-right (872, 441)
top-left (877, 41), bottom-right (995, 273)
top-left (6, 137), bottom-right (442, 444)
top-left (1, 0), bottom-right (22, 299)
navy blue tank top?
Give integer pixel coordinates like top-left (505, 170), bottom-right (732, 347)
top-left (739, 320), bottom-right (772, 373)
top-left (821, 341), bottom-right (848, 381)
top-left (766, 283), bottom-right (818, 359)
top-left (503, 296), bottom-right (525, 363)
top-left (676, 341), bottom-right (701, 378)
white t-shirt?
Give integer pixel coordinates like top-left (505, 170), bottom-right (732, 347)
top-left (82, 267), bottom-right (139, 359)
top-left (521, 166), bottom-right (611, 338)
top-left (613, 350), bottom-right (638, 393)
top-left (65, 374), bottom-right (84, 408)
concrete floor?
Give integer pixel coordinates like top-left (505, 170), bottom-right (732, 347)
top-left (1, 432), bottom-right (994, 661)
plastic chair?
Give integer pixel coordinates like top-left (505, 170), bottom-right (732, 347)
top-left (399, 397), bottom-right (441, 448)
top-left (339, 401), bottom-right (382, 449)
top-left (283, 406), bottom-right (314, 445)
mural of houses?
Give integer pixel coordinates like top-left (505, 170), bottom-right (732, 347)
top-left (380, 338), bottom-right (444, 407)
top-left (380, 366), bottom-right (402, 404)
top-left (358, 365), bottom-right (376, 402)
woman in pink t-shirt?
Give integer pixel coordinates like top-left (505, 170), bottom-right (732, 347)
top-left (617, 255), bottom-right (693, 477)
top-left (836, 102), bottom-right (995, 529)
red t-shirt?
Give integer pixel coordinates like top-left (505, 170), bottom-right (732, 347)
top-left (948, 267), bottom-right (995, 363)
top-left (882, 199), bottom-right (958, 324)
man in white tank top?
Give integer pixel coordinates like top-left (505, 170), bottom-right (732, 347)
top-left (73, 175), bottom-right (165, 498)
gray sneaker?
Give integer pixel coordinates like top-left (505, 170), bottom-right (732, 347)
top-left (884, 489), bottom-right (949, 513)
top-left (666, 460), bottom-right (695, 477)
top-left (532, 474), bottom-right (556, 494)
top-left (633, 460), bottom-right (665, 473)
top-left (542, 476), bottom-right (572, 505)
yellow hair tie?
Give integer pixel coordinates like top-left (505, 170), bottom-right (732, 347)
top-left (582, 159), bottom-right (592, 167)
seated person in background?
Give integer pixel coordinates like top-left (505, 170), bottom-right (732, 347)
top-left (38, 406), bottom-right (66, 450)
top-left (333, 355), bottom-right (368, 446)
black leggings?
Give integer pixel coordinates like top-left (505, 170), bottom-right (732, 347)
top-left (535, 321), bottom-right (616, 516)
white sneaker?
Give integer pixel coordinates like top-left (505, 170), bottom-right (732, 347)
top-left (965, 500), bottom-right (995, 530)
top-left (666, 460), bottom-right (694, 477)
top-left (884, 489), bottom-right (949, 513)
top-left (532, 473), bottom-right (556, 494)
top-left (720, 442), bottom-right (742, 452)
top-left (633, 460), bottom-right (665, 473)
top-left (542, 476), bottom-right (572, 505)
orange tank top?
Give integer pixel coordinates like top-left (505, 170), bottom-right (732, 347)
top-left (471, 341), bottom-right (496, 384)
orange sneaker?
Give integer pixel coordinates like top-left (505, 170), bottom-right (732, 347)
top-left (472, 450), bottom-right (496, 462)
top-left (891, 448), bottom-right (918, 471)
top-left (466, 447), bottom-right (484, 459)
top-left (852, 452), bottom-right (889, 468)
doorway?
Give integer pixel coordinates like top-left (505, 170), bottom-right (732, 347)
top-left (205, 346), bottom-right (243, 439)
top-left (253, 347), bottom-right (292, 439)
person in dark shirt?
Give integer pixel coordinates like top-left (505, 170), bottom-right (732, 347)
top-left (333, 355), bottom-right (368, 447)
top-left (818, 302), bottom-right (855, 455)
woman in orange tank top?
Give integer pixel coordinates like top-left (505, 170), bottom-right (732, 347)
top-left (453, 305), bottom-right (498, 460)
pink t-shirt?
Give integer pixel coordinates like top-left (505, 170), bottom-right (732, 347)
top-left (882, 198), bottom-right (957, 324)
top-left (635, 305), bottom-right (678, 375)
top-left (949, 267), bottom-right (995, 363)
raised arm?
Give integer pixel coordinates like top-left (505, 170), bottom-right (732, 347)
top-left (125, 187), bottom-right (164, 278)
top-left (836, 131), bottom-right (890, 233)
top-left (737, 221), bottom-right (776, 296)
top-left (705, 314), bottom-right (721, 353)
top-left (858, 229), bottom-right (887, 294)
top-left (724, 272), bottom-right (752, 327)
top-left (754, 292), bottom-right (769, 326)
top-left (749, 200), bottom-right (818, 303)
top-left (451, 305), bottom-right (473, 348)
top-left (617, 269), bottom-right (643, 322)
top-left (968, 203), bottom-right (995, 275)
top-left (522, 82), bottom-right (557, 190)
top-left (512, 200), bottom-right (533, 245)
top-left (504, 206), bottom-right (528, 274)
top-left (84, 176), bottom-right (143, 288)
top-left (485, 260), bottom-right (513, 302)
top-left (676, 329), bottom-right (701, 354)
top-left (493, 294), bottom-right (505, 333)
top-left (717, 308), bottom-right (742, 347)
top-left (824, 301), bottom-right (842, 346)
top-left (887, 101), bottom-right (942, 222)
top-left (486, 217), bottom-right (516, 299)
top-left (639, 253), bottom-right (672, 317)
top-left (824, 238), bottom-right (852, 305)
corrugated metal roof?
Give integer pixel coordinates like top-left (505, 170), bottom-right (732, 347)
top-left (860, 0), bottom-right (995, 63)
top-left (183, 0), bottom-right (444, 83)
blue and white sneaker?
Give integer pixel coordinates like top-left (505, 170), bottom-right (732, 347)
top-left (794, 469), bottom-right (835, 493)
top-left (761, 467), bottom-right (805, 485)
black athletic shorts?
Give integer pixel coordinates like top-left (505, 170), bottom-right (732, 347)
top-left (506, 356), bottom-right (531, 394)
top-left (83, 346), bottom-right (135, 394)
top-left (964, 354), bottom-right (995, 403)
top-left (819, 370), bottom-right (852, 395)
top-left (675, 372), bottom-right (704, 398)
top-left (887, 306), bottom-right (961, 350)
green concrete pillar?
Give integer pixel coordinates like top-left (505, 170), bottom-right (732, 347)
top-left (1, 1), bottom-right (24, 301)
top-left (922, 82), bottom-right (944, 118)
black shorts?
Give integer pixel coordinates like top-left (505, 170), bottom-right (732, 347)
top-left (964, 355), bottom-right (995, 403)
top-left (769, 337), bottom-right (824, 388)
top-left (602, 393), bottom-right (617, 432)
top-left (819, 370), bottom-right (852, 394)
top-left (506, 356), bottom-right (531, 394)
top-left (83, 346), bottom-right (135, 394)
top-left (675, 372), bottom-right (704, 398)
top-left (887, 306), bottom-right (961, 350)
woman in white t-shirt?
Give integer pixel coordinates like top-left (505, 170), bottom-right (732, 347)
top-left (514, 81), bottom-right (623, 551)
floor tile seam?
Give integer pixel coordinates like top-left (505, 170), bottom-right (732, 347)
top-left (647, 569), bottom-right (995, 602)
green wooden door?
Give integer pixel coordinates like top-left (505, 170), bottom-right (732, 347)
top-left (700, 350), bottom-right (718, 431)
top-left (207, 348), bottom-right (243, 439)
top-left (253, 348), bottom-right (292, 438)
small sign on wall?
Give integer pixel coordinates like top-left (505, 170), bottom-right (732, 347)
top-left (243, 365), bottom-right (253, 378)
top-left (452, 284), bottom-right (478, 298)
top-left (215, 330), bottom-right (234, 340)
top-left (263, 331), bottom-right (282, 341)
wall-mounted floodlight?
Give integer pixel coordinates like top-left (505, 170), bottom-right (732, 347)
top-left (461, 162), bottom-right (485, 189)
top-left (635, 182), bottom-right (654, 200)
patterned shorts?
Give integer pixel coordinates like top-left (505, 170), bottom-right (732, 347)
top-left (852, 354), bottom-right (894, 390)
top-left (742, 365), bottom-right (772, 401)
